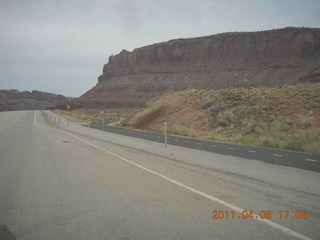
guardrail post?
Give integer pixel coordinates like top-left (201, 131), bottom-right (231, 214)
top-left (102, 119), bottom-right (105, 133)
top-left (164, 122), bottom-right (168, 147)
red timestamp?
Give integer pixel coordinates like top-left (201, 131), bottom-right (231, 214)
top-left (212, 210), bottom-right (309, 220)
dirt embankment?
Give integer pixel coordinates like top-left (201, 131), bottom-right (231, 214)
top-left (121, 83), bottom-right (320, 154)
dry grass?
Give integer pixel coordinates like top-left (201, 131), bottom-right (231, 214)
top-left (53, 109), bottom-right (97, 123)
top-left (169, 124), bottom-right (197, 137)
top-left (53, 108), bottom-right (139, 124)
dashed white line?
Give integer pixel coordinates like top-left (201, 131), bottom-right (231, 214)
top-left (305, 159), bottom-right (317, 162)
top-left (273, 154), bottom-right (283, 157)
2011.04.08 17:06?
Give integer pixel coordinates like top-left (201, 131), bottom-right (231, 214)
top-left (211, 210), bottom-right (309, 220)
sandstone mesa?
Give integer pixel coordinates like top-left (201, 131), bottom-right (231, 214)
top-left (67, 27), bottom-right (320, 109)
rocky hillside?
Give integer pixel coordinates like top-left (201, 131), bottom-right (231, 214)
top-left (0, 89), bottom-right (69, 111)
top-left (75, 27), bottom-right (320, 108)
top-left (121, 83), bottom-right (320, 154)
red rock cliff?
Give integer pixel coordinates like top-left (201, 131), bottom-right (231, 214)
top-left (79, 27), bottom-right (320, 108)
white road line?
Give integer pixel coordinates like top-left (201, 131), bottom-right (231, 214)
top-left (273, 154), bottom-right (283, 157)
top-left (305, 159), bottom-right (317, 162)
top-left (34, 111), bottom-right (312, 240)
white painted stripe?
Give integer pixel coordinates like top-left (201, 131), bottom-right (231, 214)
top-left (34, 111), bottom-right (313, 240)
top-left (305, 159), bottom-right (317, 162)
top-left (273, 154), bottom-right (283, 157)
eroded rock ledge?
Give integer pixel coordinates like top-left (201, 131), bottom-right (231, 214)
top-left (78, 27), bottom-right (320, 108)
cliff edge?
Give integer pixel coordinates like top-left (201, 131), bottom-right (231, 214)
top-left (78, 27), bottom-right (320, 108)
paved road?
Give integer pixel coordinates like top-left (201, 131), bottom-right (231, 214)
top-left (89, 120), bottom-right (320, 173)
top-left (0, 110), bottom-right (320, 240)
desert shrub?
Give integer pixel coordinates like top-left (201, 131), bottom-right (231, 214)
top-left (285, 135), bottom-right (307, 152)
top-left (259, 138), bottom-right (281, 149)
top-left (254, 126), bottom-right (265, 135)
top-left (208, 135), bottom-right (221, 141)
top-left (211, 106), bottom-right (226, 114)
top-left (200, 98), bottom-right (214, 109)
top-left (299, 115), bottom-right (315, 129)
top-left (263, 106), bottom-right (273, 111)
top-left (305, 131), bottom-right (320, 142)
top-left (237, 136), bottom-right (256, 146)
top-left (248, 98), bottom-right (257, 106)
top-left (305, 101), bottom-right (319, 110)
top-left (304, 142), bottom-right (320, 154)
top-left (269, 131), bottom-right (287, 141)
top-left (215, 110), bottom-right (235, 127)
top-left (271, 119), bottom-right (290, 132)
top-left (268, 114), bottom-right (276, 122)
top-left (285, 130), bottom-right (320, 153)
top-left (243, 121), bottom-right (266, 135)
top-left (170, 124), bottom-right (190, 136)
top-left (285, 118), bottom-right (293, 126)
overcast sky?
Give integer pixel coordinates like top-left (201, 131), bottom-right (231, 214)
top-left (1, 0), bottom-right (319, 97)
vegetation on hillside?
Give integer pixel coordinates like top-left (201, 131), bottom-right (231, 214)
top-left (53, 108), bottom-right (139, 124)
top-left (122, 83), bottom-right (320, 154)
top-left (53, 83), bottom-right (320, 154)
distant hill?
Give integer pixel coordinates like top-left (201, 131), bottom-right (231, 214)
top-left (68, 27), bottom-right (320, 109)
top-left (0, 89), bottom-right (70, 111)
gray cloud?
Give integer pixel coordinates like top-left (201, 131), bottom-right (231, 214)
top-left (0, 0), bottom-right (319, 97)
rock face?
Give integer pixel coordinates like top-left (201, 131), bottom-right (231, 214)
top-left (78, 27), bottom-right (320, 108)
top-left (0, 89), bottom-right (69, 111)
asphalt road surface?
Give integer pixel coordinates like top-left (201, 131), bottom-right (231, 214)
top-left (88, 120), bottom-right (320, 173)
top-left (0, 110), bottom-right (319, 240)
